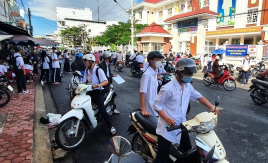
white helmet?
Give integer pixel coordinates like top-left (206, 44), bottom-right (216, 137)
top-left (83, 54), bottom-right (95, 62)
top-left (175, 58), bottom-right (197, 74)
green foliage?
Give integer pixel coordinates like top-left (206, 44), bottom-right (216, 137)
top-left (61, 26), bottom-right (87, 47)
top-left (95, 21), bottom-right (148, 46)
top-left (110, 44), bottom-right (118, 51)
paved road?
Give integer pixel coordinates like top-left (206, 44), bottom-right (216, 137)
top-left (45, 65), bottom-right (268, 163)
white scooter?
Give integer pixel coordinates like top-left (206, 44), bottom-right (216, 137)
top-left (67, 71), bottom-right (84, 100)
top-left (55, 83), bottom-right (116, 151)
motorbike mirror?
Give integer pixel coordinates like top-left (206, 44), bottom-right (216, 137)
top-left (215, 96), bottom-right (220, 107)
top-left (108, 136), bottom-right (131, 159)
top-left (203, 145), bottom-right (215, 163)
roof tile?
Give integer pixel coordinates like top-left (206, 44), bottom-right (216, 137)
top-left (140, 22), bottom-right (170, 34)
top-left (144, 0), bottom-right (163, 4)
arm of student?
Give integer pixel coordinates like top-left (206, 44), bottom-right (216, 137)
top-left (140, 74), bottom-right (150, 116)
top-left (21, 65), bottom-right (26, 75)
top-left (198, 97), bottom-right (220, 115)
top-left (139, 92), bottom-right (150, 116)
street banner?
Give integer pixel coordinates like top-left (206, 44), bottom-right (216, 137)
top-left (226, 45), bottom-right (248, 57)
top-left (248, 45), bottom-right (257, 57)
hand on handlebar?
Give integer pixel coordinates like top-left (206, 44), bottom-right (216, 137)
top-left (166, 118), bottom-right (176, 126)
top-left (214, 108), bottom-right (220, 115)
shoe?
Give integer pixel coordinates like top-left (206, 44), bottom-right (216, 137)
top-left (241, 84), bottom-right (245, 86)
top-left (23, 90), bottom-right (28, 94)
top-left (41, 81), bottom-right (44, 86)
top-left (112, 109), bottom-right (120, 114)
top-left (245, 84), bottom-right (248, 86)
top-left (18, 92), bottom-right (23, 95)
top-left (111, 127), bottom-right (116, 135)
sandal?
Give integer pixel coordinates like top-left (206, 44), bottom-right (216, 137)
top-left (111, 127), bottom-right (116, 135)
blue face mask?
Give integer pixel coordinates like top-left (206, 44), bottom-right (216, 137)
top-left (182, 76), bottom-right (193, 83)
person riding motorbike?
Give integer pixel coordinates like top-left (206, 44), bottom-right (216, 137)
top-left (133, 53), bottom-right (144, 72)
top-left (82, 54), bottom-right (116, 135)
top-left (212, 56), bottom-right (224, 83)
top-left (71, 53), bottom-right (86, 74)
top-left (153, 58), bottom-right (220, 163)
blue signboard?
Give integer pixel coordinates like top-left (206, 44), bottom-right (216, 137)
top-left (178, 18), bottom-right (198, 28)
top-left (226, 45), bottom-right (248, 57)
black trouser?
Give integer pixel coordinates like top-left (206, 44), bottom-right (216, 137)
top-left (153, 130), bottom-right (192, 163)
top-left (33, 63), bottom-right (38, 74)
top-left (16, 69), bottom-right (27, 93)
top-left (64, 58), bottom-right (70, 72)
top-left (242, 70), bottom-right (251, 85)
top-left (52, 68), bottom-right (61, 83)
top-left (87, 90), bottom-right (112, 129)
top-left (39, 69), bottom-right (49, 82)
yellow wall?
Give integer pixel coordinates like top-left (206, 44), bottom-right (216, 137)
top-left (141, 36), bottom-right (164, 42)
top-left (147, 14), bottom-right (156, 24)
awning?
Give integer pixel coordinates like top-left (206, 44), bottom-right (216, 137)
top-left (7, 35), bottom-right (59, 46)
top-left (0, 21), bottom-right (30, 36)
top-left (0, 35), bottom-right (13, 41)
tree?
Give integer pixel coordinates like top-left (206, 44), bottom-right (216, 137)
top-left (61, 27), bottom-right (87, 47)
top-left (95, 20), bottom-right (147, 46)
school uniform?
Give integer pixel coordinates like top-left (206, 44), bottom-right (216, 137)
top-left (63, 53), bottom-right (70, 72)
top-left (14, 53), bottom-right (27, 93)
top-left (153, 78), bottom-right (202, 163)
top-left (51, 53), bottom-right (61, 83)
top-left (39, 57), bottom-right (50, 82)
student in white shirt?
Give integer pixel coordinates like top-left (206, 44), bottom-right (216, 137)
top-left (82, 54), bottom-right (116, 135)
top-left (153, 58), bottom-right (220, 163)
top-left (140, 51), bottom-right (164, 117)
top-left (39, 51), bottom-right (50, 83)
top-left (63, 50), bottom-right (71, 72)
top-left (51, 47), bottom-right (61, 84)
top-left (133, 53), bottom-right (144, 72)
top-left (242, 54), bottom-right (251, 86)
top-left (114, 51), bottom-right (124, 70)
top-left (0, 60), bottom-right (7, 75)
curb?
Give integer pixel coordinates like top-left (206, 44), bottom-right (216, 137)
top-left (33, 81), bottom-right (53, 163)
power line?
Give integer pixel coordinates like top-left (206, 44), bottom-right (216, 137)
top-left (0, 1), bottom-right (16, 24)
top-left (32, 15), bottom-right (57, 28)
top-left (100, 0), bottom-right (124, 19)
top-left (92, 0), bottom-right (108, 16)
top-left (20, 0), bottom-right (28, 13)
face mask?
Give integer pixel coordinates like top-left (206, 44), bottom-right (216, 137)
top-left (154, 61), bottom-right (162, 68)
top-left (182, 76), bottom-right (193, 83)
top-left (246, 57), bottom-right (249, 59)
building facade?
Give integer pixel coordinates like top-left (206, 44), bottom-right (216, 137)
top-left (129, 0), bottom-right (268, 62)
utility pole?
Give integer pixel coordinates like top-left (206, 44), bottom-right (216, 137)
top-left (97, 0), bottom-right (99, 21)
top-left (28, 8), bottom-right (33, 36)
top-left (131, 0), bottom-right (134, 55)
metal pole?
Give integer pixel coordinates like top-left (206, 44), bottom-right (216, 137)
top-left (97, 0), bottom-right (99, 21)
top-left (28, 8), bottom-right (33, 36)
top-left (131, 0), bottom-right (134, 55)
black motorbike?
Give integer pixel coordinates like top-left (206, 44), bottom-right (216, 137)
top-left (130, 61), bottom-right (143, 77)
top-left (163, 60), bottom-right (175, 73)
top-left (248, 79), bottom-right (268, 106)
top-left (251, 60), bottom-right (266, 77)
top-left (0, 76), bottom-right (15, 107)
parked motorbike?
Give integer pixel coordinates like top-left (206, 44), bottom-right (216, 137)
top-left (117, 61), bottom-right (123, 72)
top-left (105, 136), bottom-right (145, 163)
top-left (130, 62), bottom-right (143, 77)
top-left (55, 83), bottom-right (116, 151)
top-left (193, 58), bottom-right (201, 70)
top-left (251, 60), bottom-right (266, 77)
top-left (163, 60), bottom-right (175, 73)
top-left (0, 76), bottom-right (15, 107)
top-left (203, 66), bottom-right (236, 91)
top-left (157, 74), bottom-right (173, 93)
top-left (128, 97), bottom-right (229, 163)
top-left (248, 79), bottom-right (268, 106)
top-left (67, 71), bottom-right (84, 100)
top-left (226, 63), bottom-right (234, 76)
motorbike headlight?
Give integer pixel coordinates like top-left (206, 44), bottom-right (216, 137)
top-left (192, 120), bottom-right (216, 133)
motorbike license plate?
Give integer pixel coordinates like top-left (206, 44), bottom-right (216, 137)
top-left (140, 68), bottom-right (143, 71)
top-left (7, 85), bottom-right (13, 91)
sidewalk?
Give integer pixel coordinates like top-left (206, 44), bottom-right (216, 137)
top-left (0, 80), bottom-right (52, 163)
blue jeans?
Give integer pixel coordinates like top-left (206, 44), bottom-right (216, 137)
top-left (242, 70), bottom-right (251, 85)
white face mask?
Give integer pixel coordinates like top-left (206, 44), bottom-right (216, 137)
top-left (246, 57), bottom-right (249, 59)
top-left (154, 61), bottom-right (162, 68)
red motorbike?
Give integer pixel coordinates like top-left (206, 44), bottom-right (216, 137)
top-left (203, 66), bottom-right (236, 91)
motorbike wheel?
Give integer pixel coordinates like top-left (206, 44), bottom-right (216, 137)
top-left (55, 117), bottom-right (87, 151)
top-left (0, 89), bottom-right (10, 107)
top-left (203, 76), bottom-right (212, 86)
top-left (251, 89), bottom-right (266, 106)
top-left (132, 133), bottom-right (153, 162)
top-left (223, 80), bottom-right (236, 91)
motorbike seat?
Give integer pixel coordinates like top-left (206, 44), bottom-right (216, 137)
top-left (252, 79), bottom-right (268, 89)
top-left (134, 111), bottom-right (157, 135)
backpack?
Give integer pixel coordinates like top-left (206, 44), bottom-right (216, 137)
top-left (95, 67), bottom-right (110, 93)
top-left (10, 54), bottom-right (21, 74)
top-left (243, 59), bottom-right (250, 65)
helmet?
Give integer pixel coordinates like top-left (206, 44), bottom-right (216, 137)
top-left (14, 46), bottom-right (22, 52)
top-left (147, 51), bottom-right (164, 61)
top-left (175, 58), bottom-right (197, 74)
top-left (76, 53), bottom-right (83, 59)
top-left (103, 52), bottom-right (111, 59)
top-left (83, 54), bottom-right (95, 62)
top-left (215, 56), bottom-right (220, 60)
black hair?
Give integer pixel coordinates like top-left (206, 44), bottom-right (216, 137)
top-left (41, 51), bottom-right (46, 63)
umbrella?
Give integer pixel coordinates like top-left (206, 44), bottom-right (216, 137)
top-left (0, 35), bottom-right (13, 41)
top-left (212, 49), bottom-right (226, 54)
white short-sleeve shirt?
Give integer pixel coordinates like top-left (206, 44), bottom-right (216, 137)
top-left (83, 66), bottom-right (108, 90)
top-left (136, 55), bottom-right (144, 63)
top-left (14, 53), bottom-right (24, 69)
top-left (24, 64), bottom-right (33, 70)
top-left (153, 78), bottom-right (202, 143)
top-left (0, 65), bottom-right (7, 74)
top-left (116, 53), bottom-right (123, 62)
top-left (51, 53), bottom-right (60, 68)
top-left (42, 57), bottom-right (50, 69)
top-left (140, 67), bottom-right (158, 116)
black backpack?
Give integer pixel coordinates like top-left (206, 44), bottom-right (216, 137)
top-left (10, 54), bottom-right (21, 74)
top-left (86, 67), bottom-right (109, 93)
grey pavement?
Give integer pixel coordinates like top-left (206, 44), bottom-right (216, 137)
top-left (44, 65), bottom-right (268, 163)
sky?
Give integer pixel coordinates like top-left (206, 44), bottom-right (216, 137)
top-left (17, 0), bottom-right (144, 37)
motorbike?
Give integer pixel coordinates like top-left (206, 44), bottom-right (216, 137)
top-left (248, 79), bottom-right (268, 106)
top-left (251, 60), bottom-right (266, 77)
top-left (163, 60), bottom-right (175, 73)
top-left (130, 62), bottom-right (143, 77)
top-left (203, 65), bottom-right (236, 91)
top-left (117, 61), bottom-right (123, 72)
top-left (67, 71), bottom-right (84, 100)
top-left (157, 74), bottom-right (173, 93)
top-left (0, 76), bottom-right (15, 107)
top-left (193, 58), bottom-right (201, 70)
top-left (105, 136), bottom-right (145, 163)
top-left (226, 63), bottom-right (234, 76)
top-left (128, 97), bottom-right (229, 163)
top-left (55, 83), bottom-right (116, 151)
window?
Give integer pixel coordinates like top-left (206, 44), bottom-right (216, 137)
top-left (204, 20), bottom-right (208, 29)
top-left (167, 24), bottom-right (172, 33)
top-left (186, 41), bottom-right (191, 51)
top-left (247, 8), bottom-right (258, 24)
top-left (168, 8), bottom-right (172, 17)
top-left (139, 12), bottom-right (142, 20)
top-left (142, 43), bottom-right (149, 52)
top-left (203, 0), bottom-right (210, 7)
top-left (178, 4), bottom-right (184, 14)
top-left (159, 11), bottom-right (163, 20)
top-left (152, 43), bottom-right (163, 51)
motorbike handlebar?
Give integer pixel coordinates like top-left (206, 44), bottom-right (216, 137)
top-left (166, 124), bottom-right (182, 132)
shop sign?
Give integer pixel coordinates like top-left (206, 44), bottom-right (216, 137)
top-left (206, 27), bottom-right (262, 35)
top-left (226, 45), bottom-right (248, 57)
top-left (217, 0), bottom-right (236, 27)
top-left (9, 6), bottom-right (20, 19)
top-left (248, 45), bottom-right (257, 57)
top-left (178, 27), bottom-right (197, 33)
top-left (178, 18), bottom-right (198, 28)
